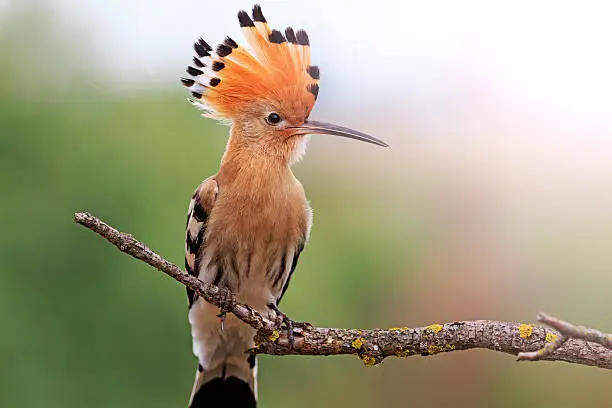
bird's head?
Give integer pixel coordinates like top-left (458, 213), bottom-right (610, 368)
top-left (182, 5), bottom-right (387, 163)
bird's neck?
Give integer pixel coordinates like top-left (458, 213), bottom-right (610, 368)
top-left (217, 128), bottom-right (295, 187)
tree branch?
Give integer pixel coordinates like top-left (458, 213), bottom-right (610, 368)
top-left (73, 212), bottom-right (276, 334)
top-left (517, 312), bottom-right (612, 362)
top-left (74, 211), bottom-right (612, 369)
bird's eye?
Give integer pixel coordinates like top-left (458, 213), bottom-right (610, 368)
top-left (266, 112), bottom-right (282, 125)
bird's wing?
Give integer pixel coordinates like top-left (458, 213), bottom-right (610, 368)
top-left (276, 204), bottom-right (311, 305)
top-left (185, 176), bottom-right (218, 307)
top-left (276, 240), bottom-right (305, 305)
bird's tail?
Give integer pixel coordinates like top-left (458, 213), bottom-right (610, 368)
top-left (189, 356), bottom-right (257, 408)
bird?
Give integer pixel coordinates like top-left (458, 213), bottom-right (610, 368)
top-left (181, 4), bottom-right (388, 407)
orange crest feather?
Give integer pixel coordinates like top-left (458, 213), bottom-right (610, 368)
top-left (181, 5), bottom-right (320, 121)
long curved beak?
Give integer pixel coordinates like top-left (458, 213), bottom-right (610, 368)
top-left (289, 120), bottom-right (389, 147)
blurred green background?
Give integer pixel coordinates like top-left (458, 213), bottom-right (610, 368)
top-left (2, 1), bottom-right (612, 407)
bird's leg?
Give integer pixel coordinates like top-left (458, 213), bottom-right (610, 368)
top-left (267, 303), bottom-right (314, 348)
top-left (268, 303), bottom-right (294, 346)
top-left (216, 286), bottom-right (236, 331)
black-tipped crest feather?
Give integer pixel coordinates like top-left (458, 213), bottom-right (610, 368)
top-left (181, 78), bottom-right (195, 87)
top-left (269, 30), bottom-right (286, 44)
top-left (285, 27), bottom-right (297, 44)
top-left (238, 10), bottom-right (255, 27)
top-left (192, 57), bottom-right (205, 68)
top-left (216, 44), bottom-right (232, 57)
top-left (194, 43), bottom-right (210, 57)
top-left (187, 66), bottom-right (203, 77)
top-left (307, 83), bottom-right (319, 100)
top-left (198, 37), bottom-right (212, 51)
top-left (307, 65), bottom-right (320, 80)
top-left (224, 36), bottom-right (238, 49)
top-left (296, 30), bottom-right (309, 46)
top-left (252, 4), bottom-right (266, 22)
top-left (212, 61), bottom-right (225, 71)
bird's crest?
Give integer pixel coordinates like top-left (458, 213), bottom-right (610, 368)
top-left (181, 4), bottom-right (319, 121)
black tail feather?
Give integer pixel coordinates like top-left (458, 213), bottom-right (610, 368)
top-left (190, 376), bottom-right (256, 408)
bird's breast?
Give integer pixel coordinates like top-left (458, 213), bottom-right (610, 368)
top-left (197, 175), bottom-right (310, 307)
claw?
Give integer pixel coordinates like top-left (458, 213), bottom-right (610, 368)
top-left (284, 316), bottom-right (295, 347)
top-left (216, 286), bottom-right (235, 332)
top-left (267, 303), bottom-right (312, 349)
top-left (217, 310), bottom-right (226, 331)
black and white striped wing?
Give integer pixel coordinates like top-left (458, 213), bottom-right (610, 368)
top-left (185, 177), bottom-right (218, 307)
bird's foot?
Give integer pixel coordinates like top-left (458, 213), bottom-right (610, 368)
top-left (216, 287), bottom-right (236, 331)
top-left (268, 303), bottom-right (313, 348)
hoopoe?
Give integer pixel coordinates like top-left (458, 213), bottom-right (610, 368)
top-left (181, 5), bottom-right (387, 407)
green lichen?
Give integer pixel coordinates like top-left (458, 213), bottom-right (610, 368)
top-left (352, 337), bottom-right (366, 349)
top-left (518, 324), bottom-right (534, 339)
top-left (545, 332), bottom-right (558, 343)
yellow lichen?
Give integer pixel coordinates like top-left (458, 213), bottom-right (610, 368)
top-left (253, 334), bottom-right (263, 347)
top-left (361, 356), bottom-right (377, 367)
top-left (352, 338), bottom-right (366, 349)
top-left (389, 327), bottom-right (409, 332)
top-left (269, 330), bottom-right (280, 342)
top-left (395, 348), bottom-right (412, 357)
top-left (425, 324), bottom-right (444, 334)
top-left (426, 343), bottom-right (455, 355)
top-left (518, 324), bottom-right (534, 339)
top-left (427, 345), bottom-right (445, 355)
top-left (545, 332), bottom-right (558, 343)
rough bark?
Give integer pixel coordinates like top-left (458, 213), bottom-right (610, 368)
top-left (74, 211), bottom-right (612, 369)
